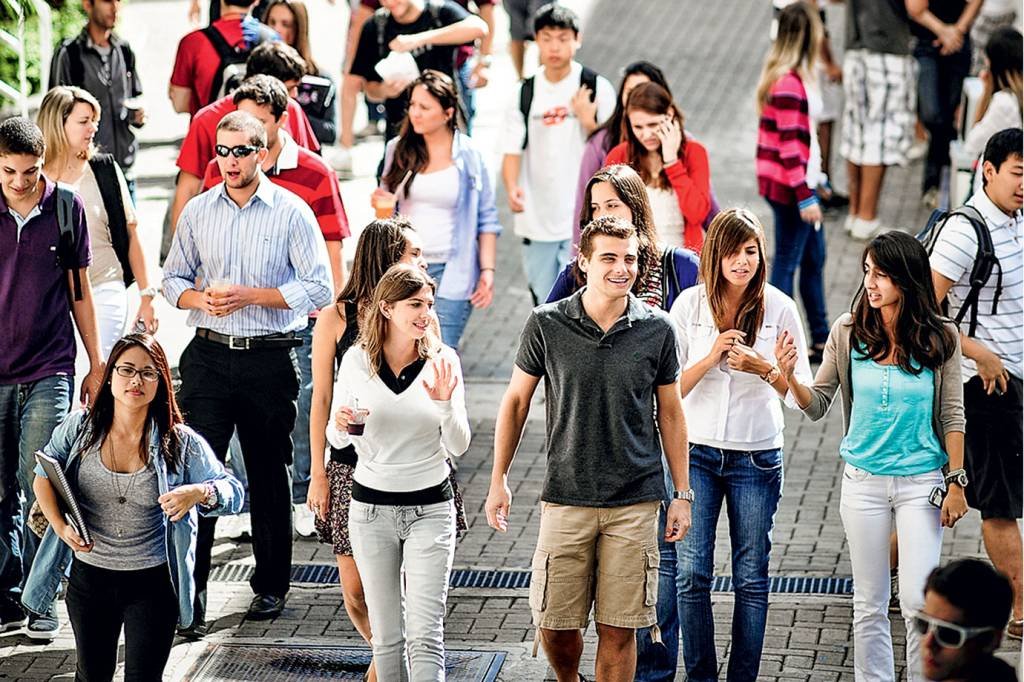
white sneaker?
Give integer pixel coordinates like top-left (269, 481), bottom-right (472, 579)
top-left (216, 512), bottom-right (252, 541)
top-left (921, 187), bottom-right (941, 210)
top-left (326, 145), bottom-right (353, 175)
top-left (907, 139), bottom-right (928, 162)
top-left (294, 503), bottom-right (316, 537)
top-left (844, 215), bottom-right (859, 234)
top-left (850, 217), bottom-right (880, 240)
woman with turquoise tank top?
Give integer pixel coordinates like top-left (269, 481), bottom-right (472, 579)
top-left (779, 231), bottom-right (968, 682)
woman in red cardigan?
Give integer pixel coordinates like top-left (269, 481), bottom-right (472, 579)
top-left (604, 82), bottom-right (711, 253)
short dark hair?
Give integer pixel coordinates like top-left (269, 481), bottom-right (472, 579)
top-left (925, 559), bottom-right (1013, 631)
top-left (234, 75), bottom-right (289, 119)
top-left (223, 0), bottom-right (256, 8)
top-left (0, 116), bottom-right (45, 157)
top-left (579, 215), bottom-right (637, 259)
top-left (983, 127), bottom-right (1023, 173)
top-left (533, 3), bottom-right (580, 35)
top-left (246, 42), bottom-right (306, 84)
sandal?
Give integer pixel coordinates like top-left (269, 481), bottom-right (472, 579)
top-left (1008, 619), bottom-right (1022, 640)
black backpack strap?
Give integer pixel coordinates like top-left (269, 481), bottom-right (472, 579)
top-left (580, 65), bottom-right (598, 103)
top-left (950, 205), bottom-right (999, 337)
top-left (55, 185), bottom-right (82, 302)
top-left (201, 25), bottom-right (238, 103)
top-left (89, 155), bottom-right (134, 287)
top-left (518, 76), bottom-right (535, 150)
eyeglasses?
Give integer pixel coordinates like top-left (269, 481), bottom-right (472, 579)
top-left (214, 144), bottom-right (261, 158)
top-left (113, 365), bottom-right (160, 383)
top-left (910, 611), bottom-right (997, 649)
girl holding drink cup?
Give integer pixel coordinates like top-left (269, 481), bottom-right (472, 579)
top-left (327, 264), bottom-right (470, 682)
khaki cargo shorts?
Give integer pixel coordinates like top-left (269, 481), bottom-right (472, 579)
top-left (529, 500), bottom-right (661, 631)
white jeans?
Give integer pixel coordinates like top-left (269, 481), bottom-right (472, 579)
top-left (840, 463), bottom-right (944, 682)
top-left (74, 281), bottom-right (127, 382)
top-left (349, 499), bottom-right (456, 682)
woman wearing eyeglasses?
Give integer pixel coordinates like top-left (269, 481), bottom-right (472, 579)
top-left (23, 334), bottom-right (243, 681)
top-left (780, 231), bottom-right (967, 682)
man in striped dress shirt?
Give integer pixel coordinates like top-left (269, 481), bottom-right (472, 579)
top-left (162, 110), bottom-right (332, 634)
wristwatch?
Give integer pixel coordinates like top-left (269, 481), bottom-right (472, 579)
top-left (761, 365), bottom-right (781, 384)
top-left (673, 489), bottom-right (696, 503)
top-left (139, 286), bottom-right (160, 298)
top-left (944, 468), bottom-right (969, 489)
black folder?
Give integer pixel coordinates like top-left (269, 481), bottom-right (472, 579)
top-left (34, 451), bottom-right (91, 545)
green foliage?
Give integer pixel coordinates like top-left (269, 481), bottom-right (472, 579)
top-left (0, 0), bottom-right (86, 102)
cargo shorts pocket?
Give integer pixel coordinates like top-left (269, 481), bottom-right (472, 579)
top-left (529, 550), bottom-right (550, 612)
top-left (643, 546), bottom-right (660, 608)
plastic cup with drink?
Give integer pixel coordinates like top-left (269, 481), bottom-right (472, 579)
top-left (347, 397), bottom-right (369, 436)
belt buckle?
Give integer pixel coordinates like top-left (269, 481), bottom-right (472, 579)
top-left (227, 335), bottom-right (251, 350)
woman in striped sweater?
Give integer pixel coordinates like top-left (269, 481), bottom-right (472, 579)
top-left (756, 2), bottom-right (829, 363)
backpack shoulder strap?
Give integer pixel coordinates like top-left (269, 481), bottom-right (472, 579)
top-left (200, 25), bottom-right (236, 59)
top-left (945, 205), bottom-right (1001, 336)
top-left (88, 155), bottom-right (133, 286)
top-left (519, 76), bottom-right (535, 150)
top-left (55, 184), bottom-right (82, 302)
top-left (580, 65), bottom-right (598, 102)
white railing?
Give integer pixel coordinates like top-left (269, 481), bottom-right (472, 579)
top-left (0, 0), bottom-right (51, 116)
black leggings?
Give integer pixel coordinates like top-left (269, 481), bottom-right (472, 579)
top-left (65, 561), bottom-right (178, 682)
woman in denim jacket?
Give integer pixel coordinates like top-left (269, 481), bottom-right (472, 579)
top-left (372, 70), bottom-right (501, 350)
top-left (24, 334), bottom-right (243, 681)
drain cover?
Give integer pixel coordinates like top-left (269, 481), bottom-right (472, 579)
top-left (186, 643), bottom-right (505, 681)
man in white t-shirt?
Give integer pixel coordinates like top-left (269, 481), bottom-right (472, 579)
top-left (931, 127), bottom-right (1024, 638)
top-left (500, 2), bottom-right (615, 304)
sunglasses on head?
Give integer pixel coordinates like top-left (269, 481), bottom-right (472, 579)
top-left (215, 144), bottom-right (261, 158)
top-left (910, 611), bottom-right (997, 649)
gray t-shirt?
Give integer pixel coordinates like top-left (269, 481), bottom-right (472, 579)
top-left (76, 451), bottom-right (166, 570)
top-left (515, 289), bottom-right (681, 507)
top-left (845, 0), bottom-right (912, 55)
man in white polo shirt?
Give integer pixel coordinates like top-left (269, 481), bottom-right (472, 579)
top-left (931, 127), bottom-right (1024, 640)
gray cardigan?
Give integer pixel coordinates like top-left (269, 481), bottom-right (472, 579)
top-left (800, 314), bottom-right (966, 442)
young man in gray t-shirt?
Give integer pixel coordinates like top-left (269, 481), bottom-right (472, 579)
top-left (485, 216), bottom-right (692, 681)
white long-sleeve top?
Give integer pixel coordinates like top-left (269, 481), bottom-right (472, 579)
top-left (326, 345), bottom-right (471, 492)
top-left (669, 284), bottom-right (814, 451)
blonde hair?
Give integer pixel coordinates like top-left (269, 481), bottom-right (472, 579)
top-left (699, 208), bottom-right (768, 343)
top-left (358, 264), bottom-right (441, 374)
top-left (756, 2), bottom-right (822, 110)
top-left (37, 86), bottom-right (100, 164)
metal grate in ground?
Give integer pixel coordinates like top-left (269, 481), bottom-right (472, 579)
top-left (185, 643), bottom-right (505, 681)
top-left (208, 565), bottom-right (853, 595)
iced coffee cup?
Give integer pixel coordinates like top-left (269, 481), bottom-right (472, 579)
top-left (347, 408), bottom-right (369, 436)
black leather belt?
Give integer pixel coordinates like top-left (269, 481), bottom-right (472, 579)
top-left (196, 328), bottom-right (301, 350)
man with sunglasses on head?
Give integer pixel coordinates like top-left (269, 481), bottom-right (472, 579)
top-left (162, 110), bottom-right (332, 636)
top-left (916, 559), bottom-right (1016, 681)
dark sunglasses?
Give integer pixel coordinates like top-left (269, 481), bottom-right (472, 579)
top-left (910, 611), bottom-right (997, 649)
top-left (215, 144), bottom-right (261, 158)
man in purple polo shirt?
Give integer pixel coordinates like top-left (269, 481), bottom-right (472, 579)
top-left (0, 117), bottom-right (102, 640)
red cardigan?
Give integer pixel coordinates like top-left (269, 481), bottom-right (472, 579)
top-left (605, 140), bottom-right (710, 253)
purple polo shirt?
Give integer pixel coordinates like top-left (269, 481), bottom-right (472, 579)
top-left (0, 178), bottom-right (90, 385)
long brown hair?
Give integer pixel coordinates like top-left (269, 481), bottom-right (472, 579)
top-left (335, 216), bottom-right (416, 311)
top-left (261, 0), bottom-right (319, 74)
top-left (381, 70), bottom-right (463, 194)
top-left (851, 231), bottom-right (956, 373)
top-left (756, 1), bottom-right (821, 110)
top-left (572, 164), bottom-right (658, 291)
top-left (623, 82), bottom-right (686, 190)
top-left (699, 209), bottom-right (767, 342)
top-left (359, 265), bottom-right (442, 375)
top-left (79, 334), bottom-right (184, 473)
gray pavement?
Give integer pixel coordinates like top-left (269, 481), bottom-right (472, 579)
top-left (0, 0), bottom-right (1020, 680)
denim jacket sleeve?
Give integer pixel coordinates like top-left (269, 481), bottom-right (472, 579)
top-left (473, 148), bottom-right (501, 236)
top-left (178, 425), bottom-right (244, 516)
top-left (35, 409), bottom-right (89, 478)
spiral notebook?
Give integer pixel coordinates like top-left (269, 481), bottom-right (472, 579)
top-left (34, 451), bottom-right (91, 545)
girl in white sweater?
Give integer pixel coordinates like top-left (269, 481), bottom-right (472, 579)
top-left (327, 264), bottom-right (470, 682)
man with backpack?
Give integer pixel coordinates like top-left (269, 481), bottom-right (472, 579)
top-left (347, 0), bottom-right (488, 142)
top-left (501, 3), bottom-right (615, 304)
top-left (929, 127), bottom-right (1024, 641)
top-left (49, 0), bottom-right (144, 200)
top-left (169, 0), bottom-right (277, 117)
top-left (0, 117), bottom-right (102, 640)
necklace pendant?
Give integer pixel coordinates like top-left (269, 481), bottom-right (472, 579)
top-left (118, 496), bottom-right (127, 504)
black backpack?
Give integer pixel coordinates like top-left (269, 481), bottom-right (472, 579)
top-left (62, 38), bottom-right (136, 90)
top-left (918, 206), bottom-right (1003, 337)
top-left (89, 154), bottom-right (134, 287)
top-left (201, 22), bottom-right (273, 103)
top-left (55, 184), bottom-right (83, 302)
top-left (518, 65), bottom-right (599, 150)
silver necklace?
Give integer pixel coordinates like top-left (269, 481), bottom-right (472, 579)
top-left (104, 440), bottom-right (140, 505)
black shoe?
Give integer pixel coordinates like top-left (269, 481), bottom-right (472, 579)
top-left (821, 191), bottom-right (850, 210)
top-left (0, 599), bottom-right (26, 633)
top-left (246, 594), bottom-right (286, 620)
top-left (176, 619), bottom-right (209, 640)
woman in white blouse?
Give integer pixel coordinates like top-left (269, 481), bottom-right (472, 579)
top-left (326, 264), bottom-right (470, 682)
top-left (668, 208), bottom-right (812, 681)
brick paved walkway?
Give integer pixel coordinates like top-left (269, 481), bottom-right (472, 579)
top-left (0, 0), bottom-right (1018, 680)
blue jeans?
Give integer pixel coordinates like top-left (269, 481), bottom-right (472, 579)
top-left (914, 40), bottom-right (971, 192)
top-left (456, 60), bottom-right (476, 136)
top-left (0, 375), bottom-right (72, 604)
top-left (767, 199), bottom-right (829, 346)
top-left (521, 238), bottom-right (572, 305)
top-left (426, 263), bottom-right (473, 350)
top-left (677, 444), bottom-right (784, 682)
top-left (635, 486), bottom-right (680, 681)
top-left (290, 321), bottom-right (314, 503)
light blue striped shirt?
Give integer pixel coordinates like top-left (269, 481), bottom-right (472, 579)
top-left (162, 174), bottom-right (332, 336)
